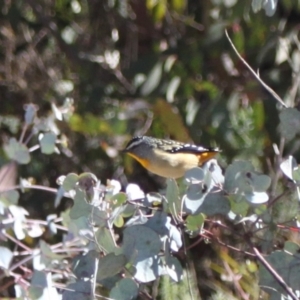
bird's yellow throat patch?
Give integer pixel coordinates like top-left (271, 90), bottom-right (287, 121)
top-left (127, 153), bottom-right (150, 168)
top-left (197, 151), bottom-right (218, 163)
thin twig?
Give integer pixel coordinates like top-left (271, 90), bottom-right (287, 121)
top-left (3, 232), bottom-right (32, 253)
top-left (19, 124), bottom-right (28, 144)
top-left (0, 183), bottom-right (70, 198)
top-left (225, 30), bottom-right (287, 108)
top-left (252, 247), bottom-right (298, 300)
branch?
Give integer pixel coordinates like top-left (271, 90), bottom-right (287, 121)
top-left (252, 247), bottom-right (298, 300)
top-left (225, 30), bottom-right (287, 108)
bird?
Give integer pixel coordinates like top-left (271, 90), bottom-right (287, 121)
top-left (123, 136), bottom-right (220, 178)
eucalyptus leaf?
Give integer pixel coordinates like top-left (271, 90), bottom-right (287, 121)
top-left (4, 138), bottom-right (30, 164)
top-left (72, 250), bottom-right (97, 279)
top-left (24, 103), bottom-right (38, 125)
top-left (280, 156), bottom-right (299, 183)
top-left (186, 214), bottom-right (205, 232)
top-left (166, 255), bottom-right (183, 282)
top-left (109, 278), bottom-right (138, 300)
top-left (244, 191), bottom-right (269, 204)
top-left (0, 246), bottom-right (13, 269)
top-left (184, 167), bottom-right (204, 184)
top-left (259, 250), bottom-right (300, 296)
top-left (39, 132), bottom-right (57, 154)
top-left (263, 0), bottom-right (278, 16)
top-left (63, 280), bottom-right (91, 300)
top-left (95, 227), bottom-right (117, 254)
top-left (145, 211), bottom-right (182, 252)
top-left (69, 189), bottom-right (91, 219)
top-left (202, 159), bottom-right (224, 187)
top-left (134, 255), bottom-right (164, 282)
top-left (97, 253), bottom-right (127, 281)
top-left (224, 161), bottom-right (254, 191)
top-left (284, 241), bottom-right (300, 254)
top-left (165, 178), bottom-right (180, 218)
top-left (279, 108), bottom-right (300, 141)
top-left (62, 173), bottom-right (79, 191)
top-left (197, 190), bottom-right (230, 215)
top-left (122, 225), bottom-right (161, 261)
top-left (182, 184), bottom-right (206, 214)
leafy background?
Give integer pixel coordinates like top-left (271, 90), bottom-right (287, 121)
top-left (1, 0), bottom-right (300, 299)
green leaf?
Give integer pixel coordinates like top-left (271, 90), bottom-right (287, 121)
top-left (40, 132), bottom-right (57, 154)
top-left (250, 173), bottom-right (271, 192)
top-left (152, 2), bottom-right (166, 22)
top-left (90, 209), bottom-right (107, 227)
top-left (186, 214), bottom-right (205, 232)
top-left (114, 214), bottom-right (124, 228)
top-left (165, 178), bottom-right (181, 219)
top-left (224, 160), bottom-right (270, 204)
top-left (259, 250), bottom-right (300, 296)
top-left (24, 103), bottom-right (37, 125)
top-left (111, 193), bottom-right (127, 206)
top-left (197, 191), bottom-right (230, 215)
top-left (134, 255), bottom-right (163, 282)
top-left (184, 167), bottom-right (204, 184)
top-left (166, 255), bottom-right (183, 282)
top-left (62, 173), bottom-right (79, 191)
top-left (170, 0), bottom-right (186, 12)
top-left (224, 160), bottom-right (254, 193)
top-left (279, 108), bottom-right (300, 141)
top-left (182, 184), bottom-right (206, 214)
top-left (229, 195), bottom-right (249, 216)
top-left (145, 211), bottom-right (182, 252)
top-left (109, 278), bottom-right (138, 300)
top-left (63, 280), bottom-right (91, 300)
top-left (280, 156), bottom-right (300, 183)
top-left (4, 138), bottom-right (30, 164)
top-left (122, 225), bottom-right (161, 261)
top-left (72, 250), bottom-right (97, 279)
top-left (284, 241), bottom-right (300, 254)
top-left (0, 190), bottom-right (19, 205)
top-left (95, 227), bottom-right (117, 254)
top-left (69, 189), bottom-right (92, 219)
top-left (97, 253), bottom-right (127, 281)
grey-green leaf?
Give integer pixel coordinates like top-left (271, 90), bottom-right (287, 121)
top-left (122, 225), bottom-right (161, 260)
top-left (4, 138), bottom-right (30, 164)
top-left (40, 132), bottom-right (57, 154)
top-left (0, 246), bottom-right (13, 269)
top-left (109, 278), bottom-right (138, 300)
top-left (69, 189), bottom-right (91, 219)
top-left (182, 184), bottom-right (206, 214)
top-left (279, 108), bottom-right (300, 141)
top-left (97, 253), bottom-right (127, 281)
top-left (165, 178), bottom-right (180, 219)
top-left (24, 103), bottom-right (37, 125)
